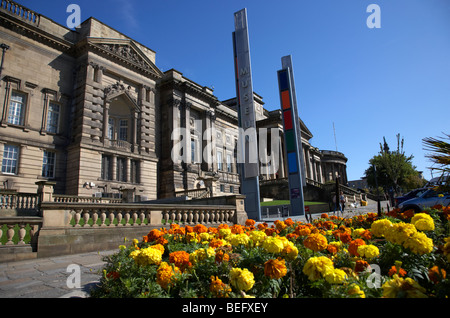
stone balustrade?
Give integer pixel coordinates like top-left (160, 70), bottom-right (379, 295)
top-left (0, 217), bottom-right (42, 246)
top-left (0, 0), bottom-right (40, 25)
top-left (42, 202), bottom-right (237, 228)
top-left (0, 191), bottom-right (40, 211)
top-left (53, 194), bottom-right (123, 204)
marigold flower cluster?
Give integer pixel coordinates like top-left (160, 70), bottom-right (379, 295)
top-left (94, 205), bottom-right (450, 299)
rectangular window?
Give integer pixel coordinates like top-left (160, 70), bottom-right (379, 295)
top-left (226, 153), bottom-right (232, 172)
top-left (2, 145), bottom-right (19, 175)
top-left (42, 151), bottom-right (56, 178)
top-left (217, 151), bottom-right (223, 171)
top-left (131, 160), bottom-right (140, 184)
top-left (116, 157), bottom-right (127, 182)
top-left (119, 119), bottom-right (128, 141)
top-left (220, 184), bottom-right (225, 192)
top-left (46, 102), bottom-right (60, 134)
top-left (101, 155), bottom-right (112, 180)
top-left (230, 185), bottom-right (234, 193)
top-left (108, 118), bottom-right (115, 140)
top-left (8, 91), bottom-right (26, 126)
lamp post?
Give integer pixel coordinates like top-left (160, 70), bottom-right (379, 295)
top-left (373, 164), bottom-right (382, 217)
top-left (0, 43), bottom-right (10, 86)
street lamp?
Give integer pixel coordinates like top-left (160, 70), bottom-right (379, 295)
top-left (0, 43), bottom-right (10, 86)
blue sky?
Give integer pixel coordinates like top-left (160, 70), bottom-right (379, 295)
top-left (19, 0), bottom-right (450, 181)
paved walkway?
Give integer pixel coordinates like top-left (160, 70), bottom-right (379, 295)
top-left (0, 200), bottom-right (388, 298)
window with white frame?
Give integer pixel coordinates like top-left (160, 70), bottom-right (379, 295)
top-left (217, 150), bottom-right (223, 171)
top-left (8, 91), bottom-right (26, 126)
top-left (2, 145), bottom-right (19, 175)
top-left (42, 151), bottom-right (56, 178)
top-left (46, 102), bottom-right (60, 134)
top-left (119, 119), bottom-right (128, 141)
top-left (226, 153), bottom-right (232, 172)
top-left (108, 118), bottom-right (115, 140)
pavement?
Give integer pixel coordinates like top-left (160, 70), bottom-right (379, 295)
top-left (0, 200), bottom-right (389, 299)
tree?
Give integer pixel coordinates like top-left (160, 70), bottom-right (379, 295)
top-left (423, 133), bottom-right (450, 190)
top-left (365, 134), bottom-right (423, 194)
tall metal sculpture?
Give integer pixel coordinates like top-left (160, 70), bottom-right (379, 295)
top-left (278, 55), bottom-right (305, 216)
top-left (232, 8), bottom-right (261, 220)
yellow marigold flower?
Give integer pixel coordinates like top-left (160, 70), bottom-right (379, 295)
top-left (210, 276), bottom-right (231, 298)
top-left (156, 262), bottom-right (179, 290)
top-left (302, 256), bottom-right (334, 281)
top-left (382, 274), bottom-right (428, 298)
top-left (403, 232), bottom-right (434, 255)
top-left (249, 230), bottom-right (267, 245)
top-left (219, 228), bottom-right (232, 238)
top-left (282, 242), bottom-right (299, 261)
top-left (384, 222), bottom-right (417, 245)
top-left (262, 236), bottom-right (285, 254)
top-left (189, 247), bottom-right (215, 265)
top-left (264, 258), bottom-right (288, 279)
top-left (324, 268), bottom-right (348, 284)
top-left (370, 219), bottom-right (393, 237)
top-left (229, 268), bottom-right (255, 291)
top-left (357, 244), bottom-right (380, 259)
top-left (303, 233), bottom-right (328, 252)
top-left (411, 213), bottom-right (435, 231)
top-left (129, 246), bottom-right (163, 266)
top-left (229, 233), bottom-right (250, 247)
top-left (443, 237), bottom-right (450, 262)
top-left (348, 284), bottom-right (365, 298)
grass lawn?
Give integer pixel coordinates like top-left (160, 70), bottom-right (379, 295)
top-left (260, 200), bottom-right (326, 207)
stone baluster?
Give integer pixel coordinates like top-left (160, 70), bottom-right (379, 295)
top-left (176, 209), bottom-right (183, 224)
top-left (5, 224), bottom-right (15, 245)
top-left (116, 210), bottom-right (123, 226)
top-left (139, 210), bottom-right (146, 226)
top-left (108, 209), bottom-right (115, 227)
top-left (124, 209), bottom-right (131, 226)
top-left (170, 209), bottom-right (176, 223)
top-left (132, 210), bottom-right (138, 226)
top-left (100, 209), bottom-right (107, 227)
top-left (73, 209), bottom-right (82, 227)
top-left (92, 209), bottom-right (99, 227)
top-left (188, 210), bottom-right (194, 224)
top-left (18, 224), bottom-right (26, 245)
top-left (162, 209), bottom-right (170, 224)
top-left (193, 210), bottom-right (199, 224)
top-left (83, 209), bottom-right (91, 227)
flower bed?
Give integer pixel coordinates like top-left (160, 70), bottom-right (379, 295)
top-left (91, 205), bottom-right (450, 298)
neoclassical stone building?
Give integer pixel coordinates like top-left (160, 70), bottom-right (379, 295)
top-left (0, 1), bottom-right (347, 201)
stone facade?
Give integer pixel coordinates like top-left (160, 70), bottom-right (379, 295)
top-left (0, 1), bottom-right (347, 201)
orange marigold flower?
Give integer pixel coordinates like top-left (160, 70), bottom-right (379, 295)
top-left (230, 224), bottom-right (244, 234)
top-left (265, 228), bottom-right (278, 236)
top-left (215, 249), bottom-right (230, 264)
top-left (327, 244), bottom-right (338, 254)
top-left (294, 225), bottom-right (311, 236)
top-left (169, 251), bottom-right (191, 270)
top-left (274, 220), bottom-right (287, 231)
top-left (360, 230), bottom-right (372, 240)
top-left (257, 222), bottom-right (268, 230)
top-left (210, 276), bottom-right (231, 298)
top-left (264, 258), bottom-right (288, 279)
top-left (303, 233), bottom-right (328, 252)
top-left (388, 266), bottom-right (407, 277)
top-left (245, 219), bottom-right (256, 227)
top-left (349, 239), bottom-right (366, 256)
top-left (321, 213), bottom-right (329, 219)
top-left (147, 229), bottom-right (164, 242)
top-left (285, 218), bottom-right (295, 227)
top-left (354, 260), bottom-right (369, 273)
top-left (194, 224), bottom-right (208, 234)
top-left (428, 266), bottom-right (446, 283)
top-left (286, 233), bottom-right (299, 241)
top-left (217, 224), bottom-right (230, 230)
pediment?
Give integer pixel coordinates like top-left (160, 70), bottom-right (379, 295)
top-left (87, 38), bottom-right (163, 79)
top-left (105, 81), bottom-right (140, 111)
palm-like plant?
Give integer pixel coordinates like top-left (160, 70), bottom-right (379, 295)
top-left (423, 133), bottom-right (450, 190)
